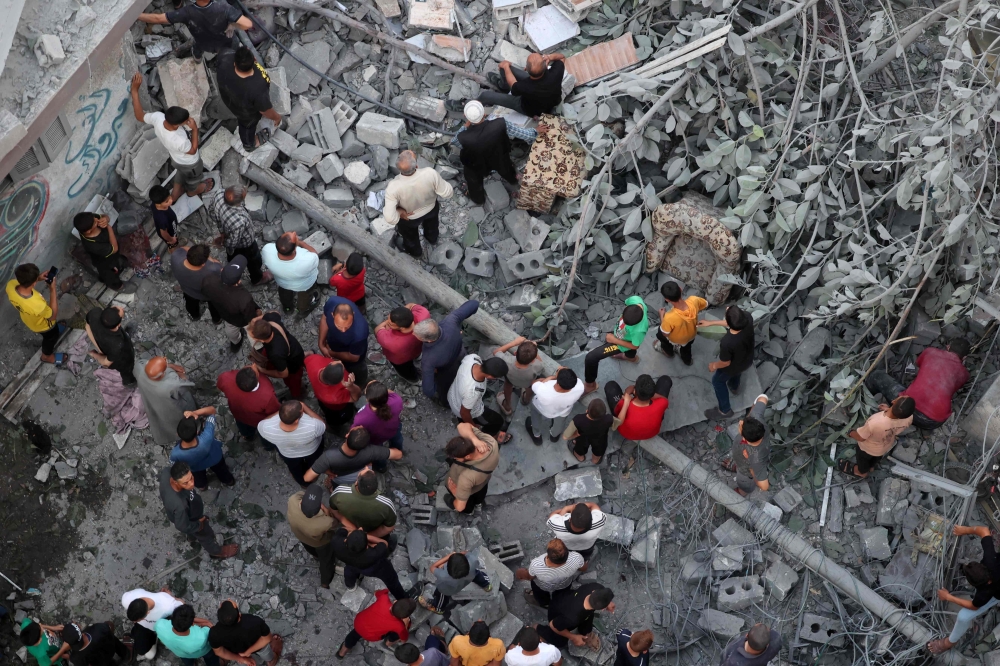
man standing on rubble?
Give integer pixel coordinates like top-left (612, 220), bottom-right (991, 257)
top-left (216, 48), bottom-right (282, 152)
top-left (455, 101), bottom-right (518, 206)
top-left (382, 151), bottom-right (453, 257)
top-left (159, 461), bottom-right (239, 559)
top-left (137, 0), bottom-right (252, 62)
top-left (415, 299), bottom-right (480, 403)
top-left (207, 186), bottom-right (271, 286)
top-left (136, 357), bottom-right (196, 447)
top-left (7, 263), bottom-right (65, 367)
top-left (448, 53), bottom-right (566, 118)
top-left (262, 232), bottom-right (320, 316)
top-left (202, 256), bottom-right (261, 352)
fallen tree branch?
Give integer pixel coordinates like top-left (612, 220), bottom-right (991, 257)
top-left (857, 0), bottom-right (962, 82)
top-left (248, 0), bottom-right (493, 87)
top-left (743, 0), bottom-right (820, 40)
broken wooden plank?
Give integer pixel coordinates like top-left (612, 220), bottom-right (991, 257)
top-left (2, 329), bottom-right (87, 422)
top-left (564, 33), bottom-right (638, 86)
top-left (408, 0), bottom-right (454, 30)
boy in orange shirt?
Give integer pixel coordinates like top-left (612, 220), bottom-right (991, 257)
top-left (654, 281), bottom-right (707, 366)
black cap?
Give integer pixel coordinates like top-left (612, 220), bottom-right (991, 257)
top-left (301, 484), bottom-right (329, 518)
top-left (222, 255), bottom-right (247, 286)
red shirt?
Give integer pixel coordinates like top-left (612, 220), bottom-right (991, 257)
top-left (331, 267), bottom-right (366, 303)
top-left (353, 589), bottom-right (408, 641)
top-left (614, 397), bottom-right (669, 440)
top-left (216, 370), bottom-right (281, 426)
top-left (901, 347), bottom-right (969, 422)
top-left (304, 354), bottom-right (355, 410)
top-left (375, 305), bottom-right (430, 365)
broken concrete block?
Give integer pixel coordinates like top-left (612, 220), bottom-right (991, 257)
top-left (679, 553), bottom-right (712, 583)
top-left (506, 251), bottom-right (549, 280)
top-left (630, 516), bottom-right (661, 567)
top-left (492, 0), bottom-right (536, 21)
top-left (401, 94), bottom-right (448, 122)
top-left (489, 613), bottom-right (524, 647)
top-left (286, 98), bottom-right (315, 135)
top-left (34, 34), bottom-right (65, 68)
top-left (717, 575), bottom-right (765, 612)
top-left (245, 191), bottom-right (266, 221)
top-left (549, 0), bottom-right (600, 21)
top-left (344, 162), bottom-right (372, 190)
top-left (281, 210), bottom-right (310, 235)
top-left (370, 217), bottom-right (394, 238)
top-left (772, 486), bottom-right (803, 514)
top-left (341, 586), bottom-right (372, 613)
top-left (267, 66), bottom-right (292, 116)
top-left (283, 164), bottom-right (314, 189)
top-left (463, 247), bottom-right (495, 277)
top-left (859, 526), bottom-right (892, 561)
top-left (697, 609), bottom-right (744, 640)
top-left (827, 486), bottom-right (844, 533)
top-left (306, 108), bottom-right (344, 154)
top-left (317, 154), bottom-right (345, 183)
top-left (318, 258), bottom-right (333, 284)
top-left (877, 478), bottom-right (910, 527)
top-left (436, 525), bottom-right (460, 551)
top-left (477, 544), bottom-right (515, 591)
top-left (290, 142), bottom-right (324, 167)
top-left (407, 528), bottom-right (427, 567)
top-left (449, 74), bottom-right (481, 102)
top-left (712, 545), bottom-right (744, 572)
top-left (524, 5), bottom-right (580, 51)
top-left (503, 209), bottom-right (550, 253)
top-left (303, 230), bottom-right (331, 255)
top-left (408, 0), bottom-right (455, 30)
top-left (762, 560), bottom-right (799, 601)
top-left (339, 130), bottom-right (367, 158)
top-left (280, 41), bottom-right (332, 94)
top-left (492, 40), bottom-right (532, 69)
top-left (554, 468), bottom-right (602, 501)
top-left (372, 0), bottom-right (402, 17)
top-left (599, 514), bottom-right (635, 546)
top-left (270, 129), bottom-right (300, 157)
top-left (262, 226), bottom-right (282, 243)
top-left (881, 544), bottom-right (934, 605)
top-left (430, 241), bottom-right (464, 273)
top-left (323, 189), bottom-right (355, 209)
top-left (426, 35), bottom-right (474, 62)
top-left (329, 100), bottom-right (359, 136)
top-left (35, 463), bottom-right (52, 483)
top-left (356, 112), bottom-right (406, 149)
top-left (200, 127), bottom-right (235, 170)
top-left (484, 180), bottom-right (511, 212)
top-left (158, 58), bottom-right (211, 124)
top-left (509, 284), bottom-right (540, 311)
top-left (412, 505), bottom-right (437, 526)
top-left (248, 143), bottom-right (280, 169)
top-left (54, 461), bottom-right (78, 480)
top-left (800, 614), bottom-right (845, 647)
top-left (452, 593), bottom-right (507, 633)
top-left (712, 519), bottom-right (756, 547)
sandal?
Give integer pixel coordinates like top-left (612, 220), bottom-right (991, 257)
top-left (568, 441), bottom-right (585, 462)
top-left (496, 431), bottom-right (514, 445)
top-left (837, 459), bottom-right (866, 478)
top-left (50, 352), bottom-right (67, 368)
top-left (496, 394), bottom-right (512, 417)
top-left (201, 177), bottom-right (216, 192)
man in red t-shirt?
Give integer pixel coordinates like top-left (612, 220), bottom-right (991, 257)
top-left (304, 353), bottom-right (362, 435)
top-left (866, 338), bottom-right (970, 430)
top-left (217, 365), bottom-right (281, 448)
top-left (374, 303), bottom-right (431, 384)
top-left (336, 591), bottom-right (416, 658)
top-left (330, 253), bottom-right (367, 312)
top-left (605, 374), bottom-right (671, 441)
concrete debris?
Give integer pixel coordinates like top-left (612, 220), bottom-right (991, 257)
top-left (553, 468), bottom-right (602, 501)
top-left (286, 98), bottom-right (315, 135)
top-left (267, 66), bottom-right (292, 116)
top-left (492, 40), bottom-right (532, 69)
top-left (493, 0), bottom-right (537, 21)
top-left (463, 247), bottom-right (495, 278)
top-left (509, 284), bottom-right (540, 311)
top-left (329, 100), bottom-right (359, 136)
top-left (880, 545), bottom-right (934, 605)
top-left (158, 58), bottom-right (210, 125)
top-left (762, 560), bottom-right (799, 601)
top-left (280, 41), bottom-right (332, 94)
top-left (430, 241), bottom-right (464, 273)
top-left (476, 544), bottom-right (515, 590)
top-left (877, 478), bottom-right (909, 526)
top-left (248, 142), bottom-right (280, 169)
top-left (679, 553), bottom-right (712, 583)
top-left (712, 519), bottom-right (756, 547)
top-left (489, 613), bottom-right (524, 647)
top-left (483, 181), bottom-right (511, 213)
top-left (356, 112), bottom-right (406, 149)
top-left (488, 542), bottom-right (525, 563)
top-left (859, 526), bottom-right (892, 561)
top-left (717, 575), bottom-right (764, 611)
top-left (35, 462), bottom-right (52, 482)
top-left (290, 142), bottom-right (323, 167)
top-left (400, 94), bottom-right (448, 123)
top-left (800, 613), bottom-right (845, 647)
top-left (524, 5), bottom-right (581, 51)
top-left (772, 486), bottom-right (803, 513)
top-left (323, 189), bottom-right (355, 209)
top-left (698, 609), bottom-right (744, 639)
top-left (200, 128), bottom-right (235, 170)
top-left (630, 516), bottom-right (661, 567)
top-left (281, 210), bottom-right (310, 235)
top-left (302, 230), bottom-right (332, 255)
top-left (306, 108), bottom-right (344, 154)
top-left (503, 210), bottom-right (550, 253)
top-left (507, 251), bottom-right (549, 280)
top-left (34, 35), bottom-right (66, 68)
top-left (452, 593), bottom-right (507, 632)
top-left (711, 545), bottom-right (744, 572)
top-left (54, 461), bottom-right (78, 480)
top-left (270, 129), bottom-right (300, 157)
top-left (344, 162), bottom-right (373, 190)
top-left (827, 486), bottom-right (844, 533)
top-left (341, 586), bottom-right (372, 613)
top-left (317, 154), bottom-right (345, 183)
top-left (426, 35), bottom-right (474, 63)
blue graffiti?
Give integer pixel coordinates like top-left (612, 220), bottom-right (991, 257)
top-left (0, 177), bottom-right (49, 282)
top-left (64, 88), bottom-right (129, 199)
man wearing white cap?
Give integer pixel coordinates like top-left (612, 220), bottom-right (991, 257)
top-left (456, 101), bottom-right (518, 206)
top-left (383, 150), bottom-right (454, 257)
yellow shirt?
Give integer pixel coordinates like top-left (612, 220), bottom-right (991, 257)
top-left (659, 296), bottom-right (708, 345)
top-left (449, 636), bottom-right (505, 666)
top-left (6, 280), bottom-right (53, 333)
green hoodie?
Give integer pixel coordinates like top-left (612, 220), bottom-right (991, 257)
top-left (614, 295), bottom-right (649, 349)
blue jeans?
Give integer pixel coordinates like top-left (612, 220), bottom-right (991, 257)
top-left (712, 369), bottom-right (742, 414)
top-left (181, 652), bottom-right (220, 666)
top-left (373, 430), bottom-right (404, 473)
top-left (949, 596), bottom-right (1000, 642)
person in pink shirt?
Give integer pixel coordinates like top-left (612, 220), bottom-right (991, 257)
top-left (353, 381), bottom-right (405, 474)
top-left (374, 304), bottom-right (430, 384)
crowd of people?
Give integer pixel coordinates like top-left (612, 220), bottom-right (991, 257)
top-left (5, 1), bottom-right (981, 664)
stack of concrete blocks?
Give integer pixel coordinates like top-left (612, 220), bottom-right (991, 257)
top-left (116, 126), bottom-right (170, 198)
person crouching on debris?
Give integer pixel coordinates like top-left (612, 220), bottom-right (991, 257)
top-left (928, 525), bottom-right (1000, 654)
top-left (838, 395), bottom-right (914, 479)
top-left (336, 593), bottom-right (416, 658)
top-left (583, 296), bottom-right (648, 394)
top-left (136, 0), bottom-right (251, 62)
top-left (447, 52), bottom-right (566, 118)
top-left (562, 400), bottom-right (619, 465)
top-left (417, 550), bottom-right (492, 615)
top-left (456, 101), bottom-right (518, 206)
top-left (732, 394), bottom-right (770, 496)
top-left (19, 619), bottom-right (70, 666)
top-left (330, 252), bottom-right (368, 312)
top-left (383, 151), bottom-right (453, 258)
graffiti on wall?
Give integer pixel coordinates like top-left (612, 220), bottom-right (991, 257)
top-left (64, 88), bottom-right (129, 199)
top-left (0, 177), bottom-right (49, 282)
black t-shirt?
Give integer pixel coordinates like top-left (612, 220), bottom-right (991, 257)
top-left (720, 326), bottom-right (755, 374)
top-left (85, 308), bottom-right (135, 378)
top-left (614, 630), bottom-right (648, 666)
top-left (548, 582), bottom-right (602, 634)
top-left (153, 207), bottom-right (177, 237)
top-left (511, 60), bottom-right (565, 117)
top-left (971, 535), bottom-right (1000, 607)
top-left (81, 228), bottom-right (115, 260)
top-left (310, 445), bottom-right (391, 480)
top-left (720, 630), bottom-right (782, 666)
top-left (261, 312), bottom-right (304, 374)
top-left (208, 614), bottom-right (270, 654)
top-left (165, 0), bottom-right (243, 51)
top-left (216, 51), bottom-right (273, 123)
top-left (573, 413), bottom-right (614, 452)
top-left (202, 274), bottom-right (260, 327)
top-left (71, 623), bottom-right (118, 666)
top-left (329, 527), bottom-right (389, 570)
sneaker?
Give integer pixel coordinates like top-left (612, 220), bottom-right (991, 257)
top-left (704, 407), bottom-right (735, 421)
top-left (524, 417), bottom-right (543, 446)
top-left (483, 582), bottom-right (493, 592)
top-left (487, 72), bottom-right (505, 89)
top-left (417, 595), bottom-right (444, 614)
top-left (297, 292), bottom-right (321, 317)
top-left (445, 99), bottom-right (466, 112)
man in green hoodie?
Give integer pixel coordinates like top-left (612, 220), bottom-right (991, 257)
top-left (583, 295), bottom-right (648, 394)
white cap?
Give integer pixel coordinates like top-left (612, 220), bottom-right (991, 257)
top-left (464, 100), bottom-right (485, 124)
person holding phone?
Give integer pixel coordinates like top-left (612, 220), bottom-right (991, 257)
top-left (6, 263), bottom-right (65, 366)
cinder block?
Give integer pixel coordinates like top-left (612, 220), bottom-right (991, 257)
top-left (762, 560), bottom-right (799, 601)
top-left (344, 162), bottom-right (372, 190)
top-left (697, 609), bottom-right (744, 640)
top-left (286, 98), bottom-right (315, 135)
top-left (717, 575), bottom-right (765, 611)
top-left (506, 251), bottom-right (549, 280)
top-left (503, 209), bottom-right (549, 252)
top-left (267, 66), bottom-right (292, 115)
top-left (712, 545), bottom-right (744, 572)
top-left (200, 127), bottom-right (235, 169)
top-left (877, 478), bottom-right (910, 526)
top-left (436, 526), bottom-right (461, 551)
top-left (630, 516), bottom-right (661, 567)
top-left (412, 505), bottom-right (437, 526)
top-left (34, 35), bottom-right (65, 67)
top-left (281, 210), bottom-right (310, 235)
top-left (248, 142), bottom-right (279, 169)
top-left (318, 258), bottom-right (333, 284)
top-left (458, 527), bottom-right (483, 552)
top-left (283, 164), bottom-right (313, 189)
top-left (484, 180), bottom-right (510, 212)
top-left (356, 112), bottom-right (406, 149)
top-left (679, 553), bottom-right (712, 583)
top-left (548, 0), bottom-right (600, 22)
top-left (451, 593), bottom-right (507, 633)
top-left (262, 225), bottom-right (282, 242)
top-left (323, 189), bottom-right (355, 209)
top-left (492, 0), bottom-right (537, 21)
top-left (430, 241), bottom-right (463, 273)
top-left (290, 142), bottom-right (323, 167)
top-left (303, 230), bottom-right (331, 255)
top-left (599, 514), bottom-right (635, 546)
top-left (270, 129), bottom-right (300, 157)
top-left (712, 518), bottom-right (757, 547)
top-left (509, 284), bottom-right (539, 311)
top-left (341, 587), bottom-right (372, 613)
top-left (859, 526), bottom-right (892, 561)
top-left (800, 613), bottom-right (845, 647)
top-left (400, 94), bottom-right (447, 122)
top-left (330, 99), bottom-right (359, 135)
top-left (317, 154), bottom-right (345, 183)
top-left (554, 468), bottom-right (602, 501)
top-left (488, 541), bottom-right (524, 563)
top-left (306, 108), bottom-right (344, 153)
top-left (772, 487), bottom-right (803, 514)
top-left (489, 613), bottom-right (524, 647)
top-left (463, 247), bottom-right (495, 277)
top-left (491, 40), bottom-right (532, 69)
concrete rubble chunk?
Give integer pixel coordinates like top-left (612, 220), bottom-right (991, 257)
top-left (35, 35), bottom-right (66, 68)
top-left (463, 247), bottom-right (495, 277)
top-left (372, 0), bottom-right (402, 18)
top-left (477, 544), bottom-right (515, 591)
top-left (877, 478), bottom-right (909, 526)
top-left (323, 189), bottom-right (355, 209)
top-left (800, 613), bottom-right (845, 647)
top-left (341, 586), bottom-right (372, 613)
top-left (330, 100), bottom-right (359, 136)
top-left (286, 98), bottom-right (315, 135)
top-left (698, 609), bottom-right (744, 640)
top-left (762, 560), bottom-right (799, 601)
top-left (489, 613), bottom-right (524, 647)
top-left (54, 461), bottom-right (78, 480)
top-left (356, 112), bottom-right (406, 149)
top-left (280, 41), bottom-right (332, 94)
top-left (270, 129), bottom-right (300, 157)
top-left (303, 230), bottom-right (332, 255)
top-left (344, 162), bottom-right (372, 190)
top-left (267, 66), bottom-right (292, 116)
top-left (339, 130), bottom-right (367, 158)
top-left (317, 154), bottom-right (345, 183)
top-left (35, 463), bottom-right (52, 482)
top-left (509, 284), bottom-right (540, 311)
top-left (425, 35), bottom-right (474, 62)
top-left (554, 468), bottom-right (602, 501)
top-left (283, 164), bottom-right (313, 189)
top-left (430, 241), bottom-right (464, 273)
top-left (484, 181), bottom-right (510, 212)
top-left (827, 486), bottom-right (844, 533)
top-left (318, 258), bottom-right (333, 284)
top-left (200, 128), bottom-right (235, 170)
top-left (712, 545), bottom-right (744, 572)
top-left (880, 545), bottom-right (934, 605)
top-left (549, 0), bottom-right (600, 22)
top-left (630, 516), bottom-right (661, 567)
top-left (452, 593), bottom-right (507, 633)
top-left (158, 58), bottom-right (211, 124)
top-left (717, 575), bottom-right (765, 611)
top-left (772, 486), bottom-right (803, 513)
top-left (492, 40), bottom-right (532, 69)
top-left (859, 526), bottom-right (892, 561)
top-left (281, 210), bottom-right (309, 235)
top-left (248, 143), bottom-right (280, 169)
top-left (713, 518), bottom-right (756, 547)
top-left (306, 108), bottom-right (344, 154)
top-left (400, 94), bottom-right (448, 123)
top-left (437, 525), bottom-right (461, 551)
top-left (503, 210), bottom-right (550, 253)
top-left (290, 142), bottom-right (324, 167)
top-left (507, 251), bottom-right (549, 280)
top-left (492, 0), bottom-right (537, 21)
top-left (679, 553), bottom-right (712, 583)
top-left (523, 5), bottom-right (580, 51)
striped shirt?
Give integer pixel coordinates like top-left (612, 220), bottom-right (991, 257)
top-left (547, 510), bottom-right (607, 552)
top-left (528, 552), bottom-right (584, 592)
top-left (257, 413), bottom-right (325, 458)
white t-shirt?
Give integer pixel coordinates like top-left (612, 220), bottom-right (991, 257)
top-left (505, 644), bottom-right (562, 666)
top-left (261, 244), bottom-right (319, 292)
top-left (121, 589), bottom-right (183, 630)
top-left (448, 354), bottom-right (486, 419)
top-left (547, 510), bottom-right (607, 551)
top-left (143, 112), bottom-right (199, 166)
top-left (258, 413), bottom-right (325, 458)
top-left (531, 378), bottom-right (584, 419)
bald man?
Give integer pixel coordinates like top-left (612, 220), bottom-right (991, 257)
top-left (456, 102), bottom-right (517, 206)
top-left (448, 52), bottom-right (566, 118)
top-left (207, 185), bottom-right (270, 285)
top-left (134, 356), bottom-right (197, 446)
top-left (382, 151), bottom-right (454, 257)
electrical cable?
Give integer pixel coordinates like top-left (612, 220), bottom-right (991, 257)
top-left (231, 0), bottom-right (458, 135)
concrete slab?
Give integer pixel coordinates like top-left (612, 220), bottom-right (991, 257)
top-left (158, 58), bottom-right (211, 125)
top-left (201, 128), bottom-right (236, 170)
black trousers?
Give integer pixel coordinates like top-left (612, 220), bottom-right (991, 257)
top-left (655, 330), bottom-right (693, 364)
top-left (865, 370), bottom-right (946, 430)
top-left (572, 432), bottom-right (609, 459)
top-left (343, 358), bottom-right (368, 389)
top-left (192, 459), bottom-right (235, 489)
top-left (855, 448), bottom-right (884, 475)
top-left (464, 159), bottom-right (517, 206)
top-left (397, 202), bottom-right (440, 257)
top-left (93, 254), bottom-right (130, 290)
top-left (184, 293), bottom-right (221, 322)
top-left (474, 407), bottom-right (506, 437)
top-left (435, 355), bottom-right (464, 401)
top-left (320, 403), bottom-right (358, 435)
top-left (40, 323), bottom-right (61, 356)
top-left (227, 241), bottom-right (265, 284)
top-left (302, 540), bottom-right (338, 587)
top-left (343, 629), bottom-right (399, 649)
top-left (131, 623), bottom-right (157, 656)
top-left (530, 579), bottom-right (554, 608)
top-left (237, 116), bottom-right (261, 150)
top-left (280, 444), bottom-right (326, 488)
top-left (458, 483), bottom-right (489, 514)
top-left (584, 344), bottom-right (637, 383)
top-left (605, 377), bottom-right (672, 414)
top-left (344, 558), bottom-right (408, 599)
top-left (391, 360), bottom-right (419, 382)
top-left (278, 287), bottom-right (314, 313)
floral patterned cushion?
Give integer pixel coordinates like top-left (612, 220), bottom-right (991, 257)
top-left (644, 193), bottom-right (742, 304)
top-left (517, 114), bottom-right (586, 213)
